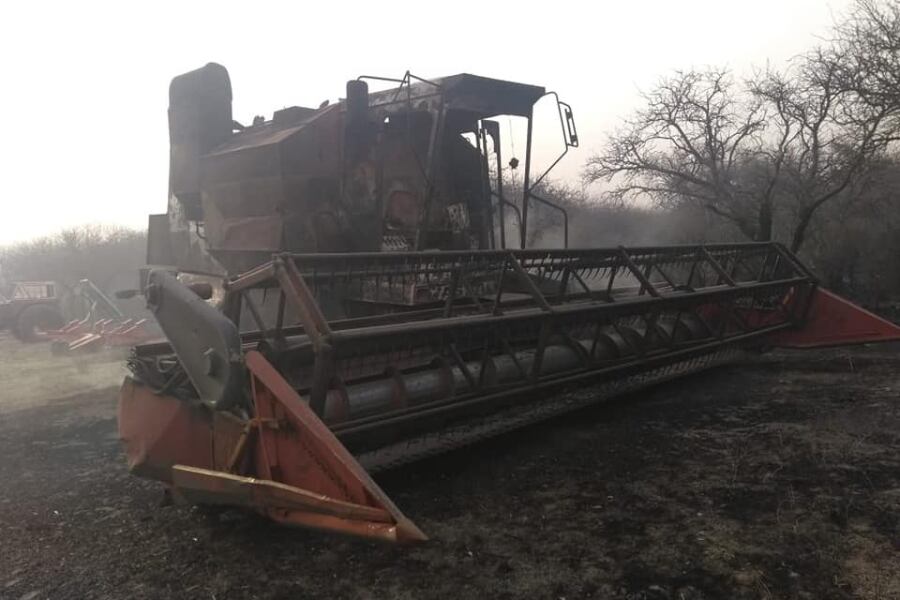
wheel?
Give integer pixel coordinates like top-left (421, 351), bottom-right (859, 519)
top-left (14, 304), bottom-right (65, 342)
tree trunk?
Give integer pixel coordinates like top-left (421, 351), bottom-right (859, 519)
top-left (755, 200), bottom-right (773, 242)
top-left (790, 209), bottom-right (814, 253)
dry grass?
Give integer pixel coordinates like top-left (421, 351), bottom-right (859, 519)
top-left (0, 333), bottom-right (127, 414)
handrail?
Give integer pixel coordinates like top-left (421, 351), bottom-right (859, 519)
top-left (521, 92), bottom-right (579, 248)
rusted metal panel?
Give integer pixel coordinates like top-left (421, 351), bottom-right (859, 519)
top-left (765, 287), bottom-right (900, 348)
top-left (147, 214), bottom-right (175, 266)
top-left (118, 378), bottom-right (215, 482)
top-left (245, 350), bottom-right (427, 542)
top-left (164, 66), bottom-right (562, 276)
top-left (172, 466), bottom-right (394, 522)
top-left (199, 106), bottom-right (345, 256)
top-left (365, 73), bottom-right (545, 118)
top-left (168, 63), bottom-right (233, 221)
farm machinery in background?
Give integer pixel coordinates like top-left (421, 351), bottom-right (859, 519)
top-left (119, 63), bottom-right (900, 543)
top-left (45, 279), bottom-right (158, 354)
top-left (0, 281), bottom-right (65, 341)
top-left (0, 278), bottom-right (156, 352)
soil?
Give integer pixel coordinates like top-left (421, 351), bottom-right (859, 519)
top-left (0, 333), bottom-right (898, 599)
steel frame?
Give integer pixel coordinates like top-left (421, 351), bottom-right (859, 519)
top-left (199, 243), bottom-right (816, 433)
top-left (121, 241), bottom-right (900, 542)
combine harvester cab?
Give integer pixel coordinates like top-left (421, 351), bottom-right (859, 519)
top-left (119, 64), bottom-right (900, 543)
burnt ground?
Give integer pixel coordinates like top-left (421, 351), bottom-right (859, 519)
top-left (1, 336), bottom-right (898, 600)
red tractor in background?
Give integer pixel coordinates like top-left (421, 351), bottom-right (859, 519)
top-left (0, 279), bottom-right (157, 351)
top-left (0, 281), bottom-right (65, 342)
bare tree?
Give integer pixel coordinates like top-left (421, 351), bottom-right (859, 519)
top-left (835, 0), bottom-right (900, 112)
top-left (584, 0), bottom-right (900, 252)
top-left (0, 224), bottom-right (146, 292)
top-left (586, 44), bottom-right (899, 252)
top-left (583, 68), bottom-right (768, 240)
top-left (755, 45), bottom-right (896, 251)
top-left (804, 153), bottom-right (900, 301)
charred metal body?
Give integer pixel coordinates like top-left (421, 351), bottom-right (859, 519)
top-left (132, 242), bottom-right (814, 456)
top-left (121, 65), bottom-right (900, 543)
top-left (154, 64), bottom-right (577, 278)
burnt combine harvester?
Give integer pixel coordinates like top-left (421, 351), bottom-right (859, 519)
top-left (120, 63), bottom-right (900, 542)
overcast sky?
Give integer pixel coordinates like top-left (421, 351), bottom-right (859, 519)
top-left (0, 0), bottom-right (853, 245)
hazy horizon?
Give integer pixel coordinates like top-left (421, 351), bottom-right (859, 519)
top-left (0, 0), bottom-right (853, 245)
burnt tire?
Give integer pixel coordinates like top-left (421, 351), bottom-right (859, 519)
top-left (14, 304), bottom-right (65, 342)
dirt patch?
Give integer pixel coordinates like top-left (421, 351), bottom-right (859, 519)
top-left (0, 340), bottom-right (898, 599)
top-left (0, 332), bottom-right (127, 414)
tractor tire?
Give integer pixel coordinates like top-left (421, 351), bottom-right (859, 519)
top-left (14, 304), bottom-right (65, 342)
